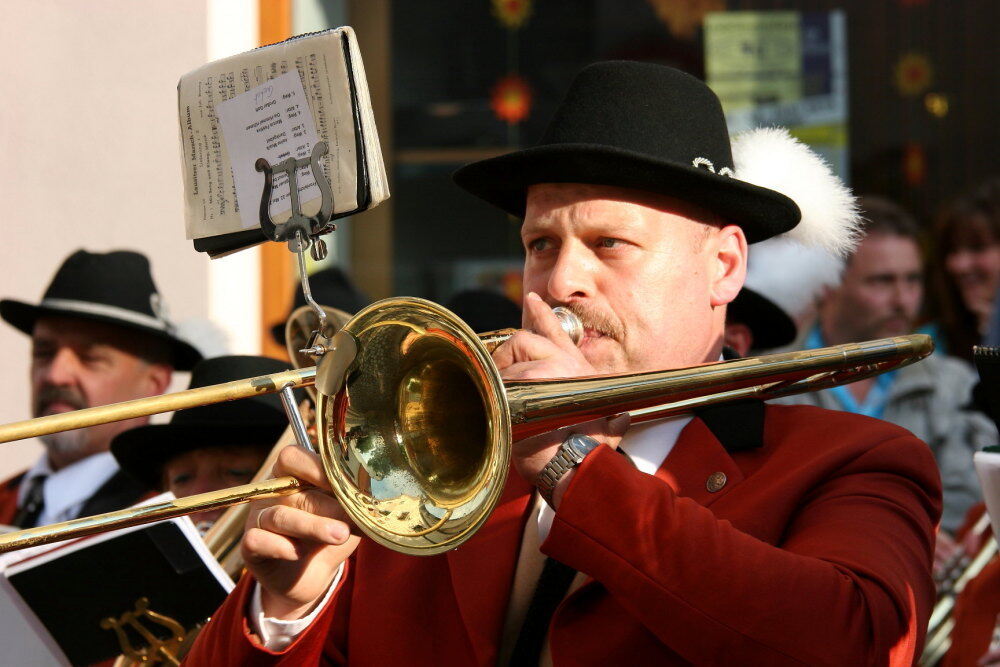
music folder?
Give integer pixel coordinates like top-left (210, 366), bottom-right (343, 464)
top-left (0, 495), bottom-right (234, 666)
top-left (177, 27), bottom-right (389, 258)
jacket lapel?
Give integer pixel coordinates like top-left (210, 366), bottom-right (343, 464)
top-left (655, 416), bottom-right (745, 508)
top-left (446, 467), bottom-right (533, 664)
top-left (559, 404), bottom-right (759, 620)
top-left (79, 469), bottom-right (149, 517)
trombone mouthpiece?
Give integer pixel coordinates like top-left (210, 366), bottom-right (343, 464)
top-left (553, 307), bottom-right (583, 346)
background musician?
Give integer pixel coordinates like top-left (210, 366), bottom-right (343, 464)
top-left (0, 250), bottom-right (201, 529)
top-left (186, 62), bottom-right (942, 665)
top-left (111, 355), bottom-right (295, 533)
top-left (776, 197), bottom-right (998, 545)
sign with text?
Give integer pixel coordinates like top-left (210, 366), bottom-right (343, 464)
top-left (705, 11), bottom-right (849, 180)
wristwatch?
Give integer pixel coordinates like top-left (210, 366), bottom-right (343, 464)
top-left (537, 434), bottom-right (602, 507)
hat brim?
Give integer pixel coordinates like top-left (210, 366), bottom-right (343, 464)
top-left (727, 287), bottom-right (797, 350)
top-left (453, 143), bottom-right (800, 244)
top-left (0, 300), bottom-right (202, 370)
top-left (111, 422), bottom-right (284, 488)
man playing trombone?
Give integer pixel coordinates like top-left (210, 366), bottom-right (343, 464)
top-left (187, 62), bottom-right (942, 665)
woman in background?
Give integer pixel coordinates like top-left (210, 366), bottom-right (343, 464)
top-left (930, 177), bottom-right (1000, 361)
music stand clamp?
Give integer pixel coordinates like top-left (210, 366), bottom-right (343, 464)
top-left (255, 140), bottom-right (336, 349)
top-left (256, 142), bottom-right (337, 453)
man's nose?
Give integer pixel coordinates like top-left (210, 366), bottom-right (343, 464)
top-left (546, 244), bottom-right (594, 302)
top-left (892, 281), bottom-right (922, 316)
top-left (41, 348), bottom-right (83, 386)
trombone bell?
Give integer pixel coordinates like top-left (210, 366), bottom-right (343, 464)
top-left (317, 298), bottom-right (511, 555)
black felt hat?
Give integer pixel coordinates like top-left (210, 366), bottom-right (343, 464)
top-left (453, 61), bottom-right (800, 243)
top-left (111, 355), bottom-right (296, 488)
top-left (270, 267), bottom-right (369, 344)
top-left (0, 250), bottom-right (202, 370)
top-left (727, 286), bottom-right (797, 351)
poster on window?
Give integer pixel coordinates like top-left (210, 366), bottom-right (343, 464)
top-left (704, 10), bottom-right (849, 181)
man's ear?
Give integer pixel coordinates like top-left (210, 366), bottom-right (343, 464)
top-left (710, 225), bottom-right (748, 308)
top-left (724, 321), bottom-right (753, 358)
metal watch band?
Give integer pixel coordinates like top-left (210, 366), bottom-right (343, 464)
top-left (537, 434), bottom-right (599, 506)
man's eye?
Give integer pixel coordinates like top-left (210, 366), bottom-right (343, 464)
top-left (226, 468), bottom-right (254, 480)
top-left (527, 238), bottom-right (552, 252)
top-left (170, 473), bottom-right (193, 486)
top-left (599, 237), bottom-right (624, 248)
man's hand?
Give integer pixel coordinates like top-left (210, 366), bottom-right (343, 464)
top-left (492, 292), bottom-right (595, 381)
top-left (492, 293), bottom-right (629, 498)
top-left (242, 445), bottom-right (361, 621)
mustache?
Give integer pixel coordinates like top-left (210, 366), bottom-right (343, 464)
top-left (34, 386), bottom-right (88, 416)
top-left (557, 303), bottom-right (626, 341)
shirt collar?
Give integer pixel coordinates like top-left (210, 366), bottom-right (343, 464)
top-left (18, 451), bottom-right (120, 523)
top-left (618, 415), bottom-right (693, 475)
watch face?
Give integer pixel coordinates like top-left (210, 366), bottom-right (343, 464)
top-left (567, 434), bottom-right (600, 460)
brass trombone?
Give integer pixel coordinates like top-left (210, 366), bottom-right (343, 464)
top-left (0, 297), bottom-right (933, 557)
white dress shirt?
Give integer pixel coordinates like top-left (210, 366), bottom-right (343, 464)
top-left (16, 451), bottom-right (120, 526)
top-left (251, 415), bottom-right (693, 651)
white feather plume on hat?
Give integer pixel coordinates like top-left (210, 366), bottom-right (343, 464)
top-left (745, 237), bottom-right (843, 321)
top-left (731, 127), bottom-right (861, 257)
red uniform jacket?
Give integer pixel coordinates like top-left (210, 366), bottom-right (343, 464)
top-left (944, 556), bottom-right (1000, 666)
top-left (0, 474), bottom-right (22, 526)
top-left (186, 404), bottom-right (942, 666)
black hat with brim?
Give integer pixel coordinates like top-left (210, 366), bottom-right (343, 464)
top-left (0, 250), bottom-right (202, 370)
top-left (727, 287), bottom-right (797, 351)
top-left (111, 355), bottom-right (296, 488)
top-left (453, 61), bottom-right (800, 243)
top-left (110, 423), bottom-right (284, 489)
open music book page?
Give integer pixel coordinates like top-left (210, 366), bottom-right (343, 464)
top-left (178, 27), bottom-right (388, 257)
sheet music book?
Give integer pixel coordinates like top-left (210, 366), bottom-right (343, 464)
top-left (177, 27), bottom-right (389, 257)
top-left (0, 494), bottom-right (234, 665)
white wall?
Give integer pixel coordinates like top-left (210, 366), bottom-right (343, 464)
top-left (0, 1), bottom-right (218, 478)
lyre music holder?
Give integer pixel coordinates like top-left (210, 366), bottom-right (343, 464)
top-left (255, 141), bottom-right (338, 454)
top-left (100, 597), bottom-right (187, 666)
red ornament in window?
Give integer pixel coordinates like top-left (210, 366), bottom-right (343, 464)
top-left (491, 75), bottom-right (533, 124)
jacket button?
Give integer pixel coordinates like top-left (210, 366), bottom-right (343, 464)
top-left (706, 472), bottom-right (727, 493)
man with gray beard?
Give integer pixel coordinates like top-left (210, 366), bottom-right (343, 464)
top-left (0, 250), bottom-right (202, 528)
